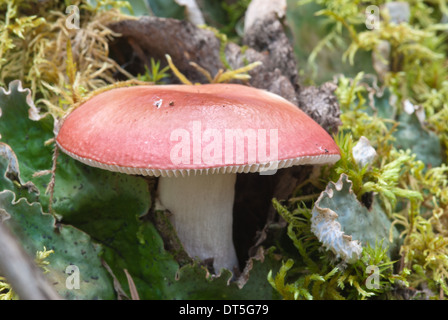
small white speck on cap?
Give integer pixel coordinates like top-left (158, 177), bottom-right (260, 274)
top-left (154, 99), bottom-right (163, 108)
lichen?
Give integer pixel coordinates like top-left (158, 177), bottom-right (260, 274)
top-left (270, 199), bottom-right (406, 299)
top-left (273, 0), bottom-right (448, 299)
top-left (3, 0), bottom-right (448, 300)
top-left (332, 70), bottom-right (448, 298)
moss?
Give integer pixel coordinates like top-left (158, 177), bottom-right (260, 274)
top-left (272, 70), bottom-right (448, 298)
top-left (0, 0), bottom-right (133, 119)
top-left (271, 0), bottom-right (448, 299)
top-left (269, 199), bottom-right (406, 300)
top-left (2, 0), bottom-right (448, 300)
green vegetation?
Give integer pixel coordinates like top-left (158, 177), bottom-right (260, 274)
top-left (0, 0), bottom-right (447, 300)
top-left (266, 0), bottom-right (448, 299)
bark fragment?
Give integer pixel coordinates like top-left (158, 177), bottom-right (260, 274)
top-left (109, 15), bottom-right (339, 131)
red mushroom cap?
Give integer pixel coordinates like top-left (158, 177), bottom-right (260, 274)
top-left (56, 84), bottom-right (340, 176)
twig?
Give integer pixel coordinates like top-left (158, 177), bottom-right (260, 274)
top-left (124, 269), bottom-right (140, 300)
top-left (288, 193), bottom-right (321, 203)
top-left (0, 223), bottom-right (61, 300)
top-left (46, 143), bottom-right (59, 216)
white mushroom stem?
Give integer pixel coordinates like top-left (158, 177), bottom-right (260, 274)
top-left (157, 173), bottom-right (238, 274)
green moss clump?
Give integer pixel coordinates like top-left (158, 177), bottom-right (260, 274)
top-left (272, 0), bottom-right (448, 299)
top-left (0, 0), bottom-right (133, 119)
top-left (269, 199), bottom-right (406, 300)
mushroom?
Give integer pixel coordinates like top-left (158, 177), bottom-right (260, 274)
top-left (55, 83), bottom-right (340, 274)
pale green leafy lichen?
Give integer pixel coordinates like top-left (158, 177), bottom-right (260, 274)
top-left (290, 0), bottom-right (448, 295)
top-left (276, 0), bottom-right (448, 292)
top-left (329, 70), bottom-right (448, 298)
top-left (270, 199), bottom-right (406, 300)
top-left (311, 173), bottom-right (401, 263)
